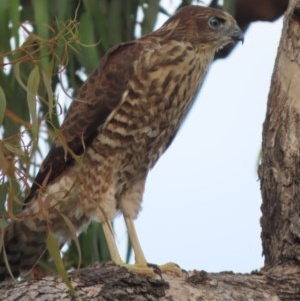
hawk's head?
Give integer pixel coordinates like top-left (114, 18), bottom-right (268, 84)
top-left (160, 5), bottom-right (243, 51)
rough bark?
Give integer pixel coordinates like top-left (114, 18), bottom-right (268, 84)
top-left (4, 0), bottom-right (300, 300)
top-left (259, 0), bottom-right (300, 267)
top-left (1, 262), bottom-right (300, 301)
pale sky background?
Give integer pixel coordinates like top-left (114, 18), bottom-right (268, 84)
top-left (113, 1), bottom-right (284, 273)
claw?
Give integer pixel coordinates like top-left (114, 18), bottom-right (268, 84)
top-left (101, 217), bottom-right (183, 278)
top-left (159, 262), bottom-right (183, 277)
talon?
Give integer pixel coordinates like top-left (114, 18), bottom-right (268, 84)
top-left (158, 262), bottom-right (183, 277)
top-left (101, 218), bottom-right (183, 278)
top-left (147, 263), bottom-right (162, 278)
top-left (118, 263), bottom-right (158, 277)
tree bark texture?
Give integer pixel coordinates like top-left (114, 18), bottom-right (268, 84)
top-left (0, 263), bottom-right (300, 301)
top-left (4, 0), bottom-right (300, 300)
top-left (259, 0), bottom-right (300, 267)
top-left (0, 262), bottom-right (299, 301)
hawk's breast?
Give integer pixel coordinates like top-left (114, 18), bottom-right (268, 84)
top-left (29, 41), bottom-right (214, 229)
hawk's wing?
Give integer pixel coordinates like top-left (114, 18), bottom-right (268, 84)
top-left (25, 41), bottom-right (142, 203)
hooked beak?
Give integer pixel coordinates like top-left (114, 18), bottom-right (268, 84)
top-left (231, 26), bottom-right (244, 44)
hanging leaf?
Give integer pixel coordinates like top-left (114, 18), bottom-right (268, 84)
top-left (27, 66), bottom-right (40, 137)
top-left (13, 62), bottom-right (27, 91)
top-left (41, 70), bottom-right (54, 119)
top-left (4, 142), bottom-right (24, 157)
top-left (0, 86), bottom-right (7, 124)
top-left (46, 231), bottom-right (75, 293)
top-left (59, 213), bottom-right (82, 270)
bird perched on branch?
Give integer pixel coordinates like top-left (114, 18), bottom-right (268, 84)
top-left (0, 5), bottom-right (243, 279)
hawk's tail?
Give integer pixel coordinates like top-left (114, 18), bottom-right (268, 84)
top-left (0, 219), bottom-right (48, 281)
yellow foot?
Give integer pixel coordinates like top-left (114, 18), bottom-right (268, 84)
top-left (158, 262), bottom-right (183, 277)
top-left (118, 263), bottom-right (158, 277)
top-left (118, 262), bottom-right (183, 278)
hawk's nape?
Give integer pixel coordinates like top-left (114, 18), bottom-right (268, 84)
top-left (0, 5), bottom-right (243, 280)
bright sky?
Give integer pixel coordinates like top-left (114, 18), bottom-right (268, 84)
top-left (114, 2), bottom-right (284, 273)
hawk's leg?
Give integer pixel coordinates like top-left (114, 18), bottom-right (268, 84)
top-left (101, 221), bottom-right (123, 265)
top-left (102, 218), bottom-right (182, 276)
top-left (124, 217), bottom-right (147, 266)
top-left (124, 216), bottom-right (183, 276)
top-left (101, 219), bottom-right (156, 275)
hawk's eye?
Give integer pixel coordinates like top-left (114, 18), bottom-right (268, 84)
top-left (208, 16), bottom-right (222, 29)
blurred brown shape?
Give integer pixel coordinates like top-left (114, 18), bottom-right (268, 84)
top-left (216, 0), bottom-right (288, 58)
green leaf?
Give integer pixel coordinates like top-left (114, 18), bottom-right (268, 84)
top-left (78, 12), bottom-right (99, 73)
top-left (33, 0), bottom-right (50, 72)
top-left (54, 0), bottom-right (72, 22)
top-left (0, 183), bottom-right (8, 215)
top-left (9, 0), bottom-right (20, 48)
top-left (47, 232), bottom-right (75, 293)
top-left (107, 0), bottom-right (122, 46)
top-left (0, 0), bottom-right (11, 52)
top-left (13, 62), bottom-right (27, 91)
top-left (0, 227), bottom-right (17, 281)
top-left (0, 86), bottom-right (7, 124)
top-left (4, 142), bottom-right (24, 157)
top-left (41, 70), bottom-right (54, 119)
top-left (59, 213), bottom-right (82, 269)
top-left (141, 0), bottom-right (160, 36)
top-left (27, 66), bottom-right (40, 137)
top-left (223, 0), bottom-right (236, 15)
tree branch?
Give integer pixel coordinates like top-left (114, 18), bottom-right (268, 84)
top-left (1, 263), bottom-right (300, 300)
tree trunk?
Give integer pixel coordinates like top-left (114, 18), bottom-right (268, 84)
top-left (3, 0), bottom-right (300, 300)
top-left (259, 0), bottom-right (300, 267)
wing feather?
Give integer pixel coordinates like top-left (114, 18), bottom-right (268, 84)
top-left (25, 41), bottom-right (142, 203)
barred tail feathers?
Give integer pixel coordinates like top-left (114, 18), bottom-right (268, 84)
top-left (0, 219), bottom-right (48, 280)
